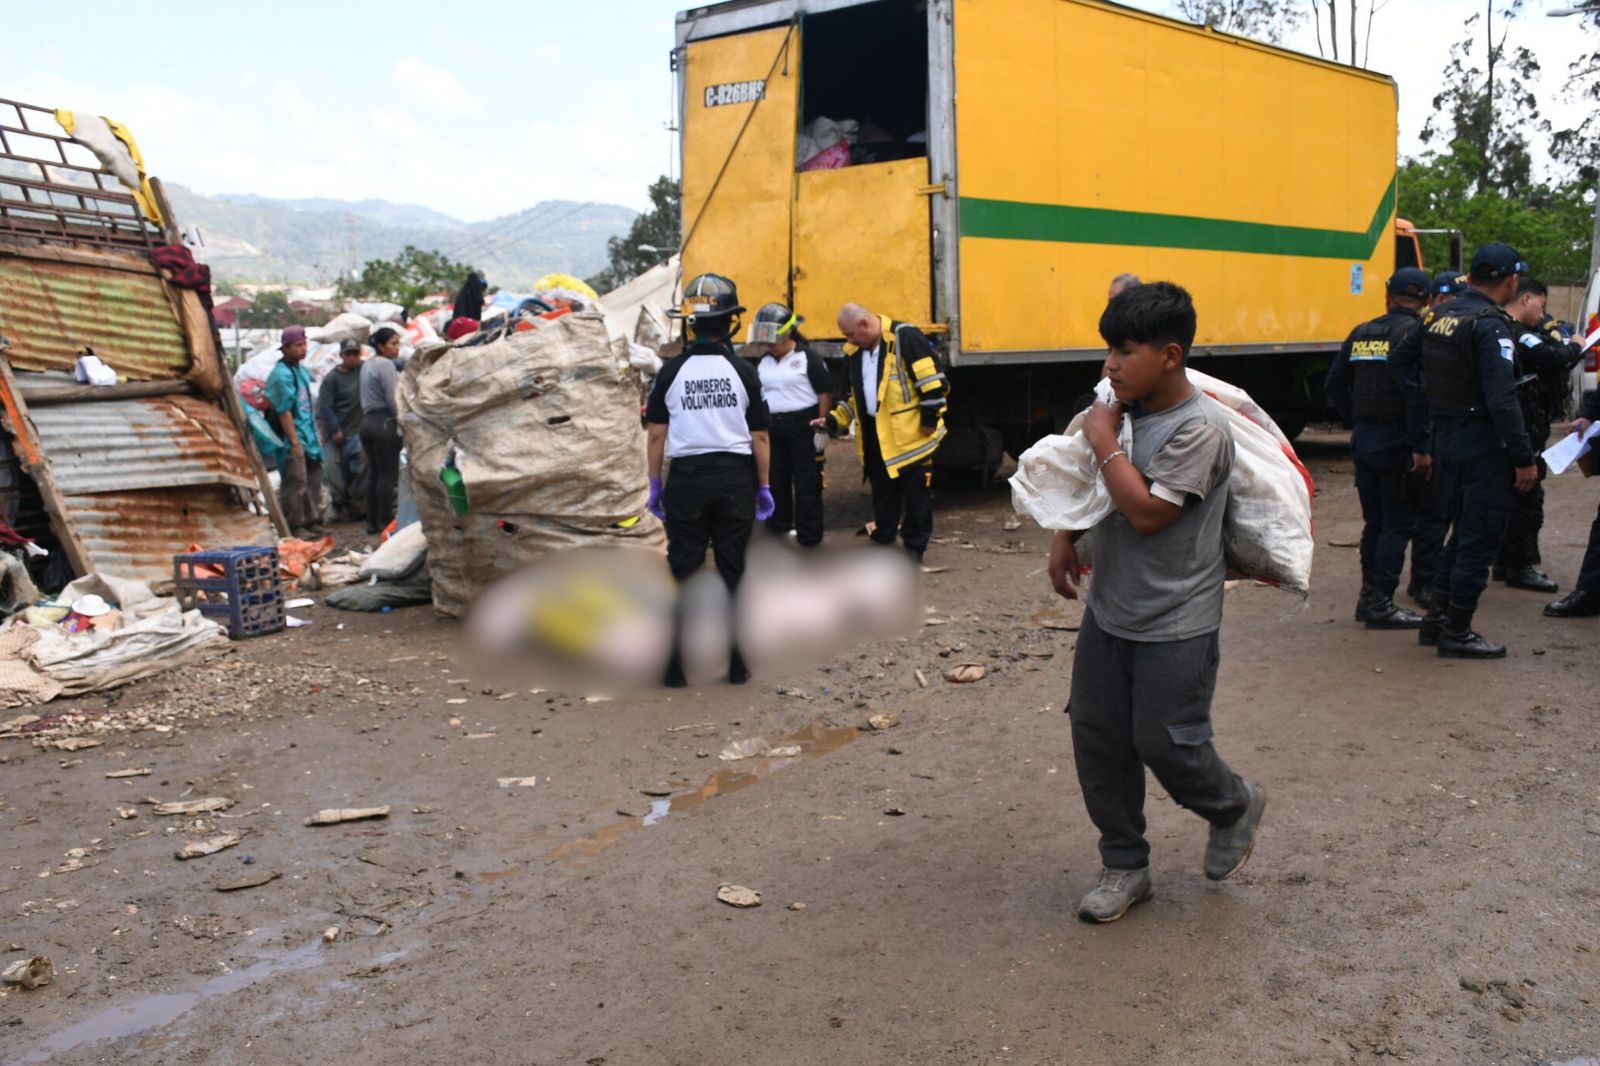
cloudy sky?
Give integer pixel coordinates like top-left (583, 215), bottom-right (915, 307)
top-left (2, 0), bottom-right (1591, 221)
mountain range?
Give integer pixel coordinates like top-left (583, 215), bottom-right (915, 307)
top-left (165, 185), bottom-right (636, 289)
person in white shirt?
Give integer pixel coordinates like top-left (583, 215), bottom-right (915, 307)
top-left (750, 302), bottom-right (833, 546)
top-left (645, 274), bottom-right (773, 686)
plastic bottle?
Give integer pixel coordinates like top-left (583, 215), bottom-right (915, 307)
top-left (440, 453), bottom-right (469, 516)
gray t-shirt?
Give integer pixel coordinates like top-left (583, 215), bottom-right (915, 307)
top-left (360, 356), bottom-right (400, 415)
top-left (1085, 389), bottom-right (1234, 642)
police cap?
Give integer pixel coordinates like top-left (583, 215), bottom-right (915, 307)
top-left (1432, 271), bottom-right (1467, 296)
top-left (1386, 267), bottom-right (1432, 299)
top-left (1468, 243), bottom-right (1528, 281)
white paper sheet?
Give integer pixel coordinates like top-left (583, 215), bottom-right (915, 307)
top-left (1543, 422), bottom-right (1600, 476)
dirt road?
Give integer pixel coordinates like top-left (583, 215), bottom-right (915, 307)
top-left (2, 434), bottom-right (1597, 1065)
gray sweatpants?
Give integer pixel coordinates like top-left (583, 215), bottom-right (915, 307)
top-left (1067, 608), bottom-right (1249, 870)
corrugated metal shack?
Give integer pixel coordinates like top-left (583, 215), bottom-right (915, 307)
top-left (0, 97), bottom-right (284, 590)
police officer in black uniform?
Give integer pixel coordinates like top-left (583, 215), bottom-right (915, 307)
top-left (645, 274), bottom-right (774, 687)
top-left (1324, 267), bottom-right (1432, 629)
top-left (1492, 276), bottom-right (1584, 592)
top-left (1390, 243), bottom-right (1539, 659)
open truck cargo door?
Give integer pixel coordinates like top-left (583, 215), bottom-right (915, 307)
top-left (680, 24), bottom-right (800, 311)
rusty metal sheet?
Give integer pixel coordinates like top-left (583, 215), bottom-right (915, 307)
top-left (0, 256), bottom-right (190, 380)
top-left (61, 485), bottom-right (273, 586)
top-left (28, 396), bottom-right (259, 496)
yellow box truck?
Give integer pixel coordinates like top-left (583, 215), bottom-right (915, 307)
top-left (675, 0), bottom-right (1410, 461)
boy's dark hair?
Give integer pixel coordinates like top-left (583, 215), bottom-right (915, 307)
top-left (1516, 276), bottom-right (1547, 298)
top-left (1098, 280), bottom-right (1197, 359)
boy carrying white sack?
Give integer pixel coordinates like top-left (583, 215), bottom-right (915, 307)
top-left (1046, 282), bottom-right (1267, 924)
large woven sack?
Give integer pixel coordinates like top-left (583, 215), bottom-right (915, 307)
top-left (1010, 370), bottom-right (1315, 595)
top-left (398, 312), bottom-right (663, 617)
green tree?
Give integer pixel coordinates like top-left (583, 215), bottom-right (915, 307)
top-left (1174, 0), bottom-right (1300, 42)
top-left (588, 177), bottom-right (681, 294)
top-left (338, 244), bottom-right (478, 314)
top-left (1398, 4), bottom-right (1593, 282)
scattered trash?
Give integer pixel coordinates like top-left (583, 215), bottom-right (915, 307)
top-left (884, 806), bottom-right (906, 816)
top-left (284, 598), bottom-right (316, 609)
top-left (716, 884), bottom-right (762, 908)
top-left (776, 687), bottom-right (811, 700)
top-left (1003, 517), bottom-right (1022, 531)
top-left (719, 737), bottom-right (769, 761)
top-left (54, 857), bottom-right (87, 874)
top-left (155, 797), bottom-right (234, 816)
top-left (285, 615), bottom-right (312, 628)
top-left (1041, 619), bottom-right (1080, 631)
top-left (639, 781), bottom-right (675, 796)
top-left (116, 807), bottom-right (138, 820)
top-left (447, 698), bottom-right (468, 705)
top-left (767, 744), bottom-right (801, 758)
top-left (787, 902), bottom-right (807, 912)
top-left (920, 566), bottom-right (949, 575)
top-left (667, 721), bottom-right (715, 733)
top-left (304, 806), bottom-right (390, 826)
top-left (413, 804), bottom-right (441, 814)
top-left (2, 956), bottom-right (53, 990)
top-left (323, 926), bottom-right (341, 944)
top-left (175, 832), bottom-right (242, 860)
top-left (497, 777), bottom-right (538, 788)
top-left (583, 695), bottom-right (613, 704)
top-left (51, 737), bottom-right (102, 752)
top-left (914, 669), bottom-right (928, 688)
top-left (463, 732), bottom-right (497, 740)
top-left (105, 768), bottom-right (152, 778)
top-left (867, 712), bottom-right (900, 731)
top-left (1, 713), bottom-right (42, 734)
top-left (215, 870), bottom-right (281, 892)
top-left (945, 663), bottom-right (987, 683)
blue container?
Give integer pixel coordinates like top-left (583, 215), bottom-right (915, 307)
top-left (172, 547), bottom-right (284, 639)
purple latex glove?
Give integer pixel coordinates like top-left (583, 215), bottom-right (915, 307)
top-left (755, 484), bottom-right (775, 522)
top-left (646, 476), bottom-right (665, 520)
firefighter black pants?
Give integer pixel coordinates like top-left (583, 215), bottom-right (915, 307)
top-left (1067, 609), bottom-right (1250, 871)
top-left (663, 453), bottom-right (756, 589)
top-left (1352, 420), bottom-right (1417, 597)
top-left (766, 411), bottom-right (825, 547)
top-left (1497, 415), bottom-right (1550, 571)
top-left (861, 415), bottom-right (933, 557)
top-left (1430, 418), bottom-right (1514, 612)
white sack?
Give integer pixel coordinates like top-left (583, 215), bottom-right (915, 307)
top-left (307, 312), bottom-right (373, 346)
top-left (1010, 370), bottom-right (1314, 595)
top-left (361, 521), bottom-right (428, 581)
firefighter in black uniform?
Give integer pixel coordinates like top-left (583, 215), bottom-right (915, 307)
top-left (645, 274), bottom-right (773, 687)
top-left (1390, 243), bottom-right (1539, 659)
top-left (1493, 276), bottom-right (1584, 592)
top-left (1324, 267), bottom-right (1432, 629)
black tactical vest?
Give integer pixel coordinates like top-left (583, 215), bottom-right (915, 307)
top-left (1421, 304), bottom-right (1510, 416)
top-left (1347, 316), bottom-right (1411, 422)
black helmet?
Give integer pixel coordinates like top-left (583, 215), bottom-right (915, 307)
top-left (749, 302), bottom-right (803, 344)
top-left (672, 273), bottom-right (745, 323)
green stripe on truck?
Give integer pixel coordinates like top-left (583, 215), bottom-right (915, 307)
top-left (959, 177), bottom-right (1396, 259)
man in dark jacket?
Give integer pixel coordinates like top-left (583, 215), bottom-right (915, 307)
top-left (1390, 243), bottom-right (1539, 658)
top-left (1324, 268), bottom-right (1432, 629)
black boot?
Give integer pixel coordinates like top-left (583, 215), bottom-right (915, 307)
top-left (1354, 583), bottom-right (1372, 623)
top-left (663, 646), bottom-right (687, 688)
top-left (1503, 566), bottom-right (1558, 593)
top-left (727, 645), bottom-right (750, 685)
top-left (1418, 590), bottom-right (1447, 647)
top-left (1364, 593), bottom-right (1422, 630)
top-left (1491, 564), bottom-right (1508, 582)
top-left (1545, 589), bottom-right (1600, 618)
top-left (1405, 581), bottom-right (1431, 609)
top-left (1437, 605), bottom-right (1506, 659)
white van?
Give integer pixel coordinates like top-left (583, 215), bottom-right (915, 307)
top-left (1572, 268), bottom-right (1599, 417)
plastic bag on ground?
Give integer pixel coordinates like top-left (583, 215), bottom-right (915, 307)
top-left (361, 521), bottom-right (427, 581)
top-left (278, 537), bottom-right (336, 580)
top-left (1010, 370), bottom-right (1314, 595)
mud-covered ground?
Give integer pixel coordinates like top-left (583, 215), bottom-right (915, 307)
top-left (2, 432), bottom-right (1598, 1066)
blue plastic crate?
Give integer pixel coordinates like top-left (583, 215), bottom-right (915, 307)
top-left (173, 547), bottom-right (284, 638)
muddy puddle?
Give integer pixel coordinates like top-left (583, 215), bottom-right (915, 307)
top-left (9, 937), bottom-right (399, 1064)
top-left (533, 720), bottom-right (865, 868)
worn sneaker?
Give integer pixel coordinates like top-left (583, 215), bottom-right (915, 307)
top-left (1076, 866), bottom-right (1154, 923)
top-left (1204, 781), bottom-right (1266, 881)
